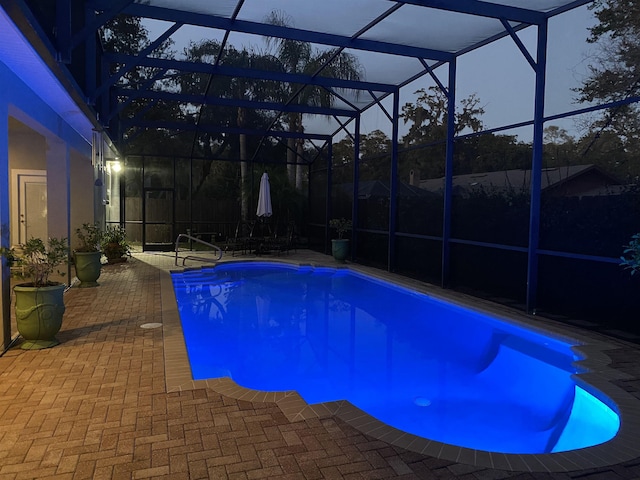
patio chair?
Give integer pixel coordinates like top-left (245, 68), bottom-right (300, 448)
top-left (252, 219), bottom-right (277, 255)
top-left (271, 221), bottom-right (298, 255)
top-left (224, 221), bottom-right (254, 256)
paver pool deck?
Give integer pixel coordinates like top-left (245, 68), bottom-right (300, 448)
top-left (1, 250), bottom-right (640, 480)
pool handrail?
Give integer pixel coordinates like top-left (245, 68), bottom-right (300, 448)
top-left (174, 233), bottom-right (223, 266)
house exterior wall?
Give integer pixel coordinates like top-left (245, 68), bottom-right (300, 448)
top-left (70, 148), bottom-right (95, 251)
top-left (8, 121), bottom-right (46, 246)
top-left (1, 61), bottom-right (94, 243)
top-left (8, 125), bottom-right (46, 170)
top-left (0, 59), bottom-right (94, 350)
top-left (0, 69), bottom-right (9, 351)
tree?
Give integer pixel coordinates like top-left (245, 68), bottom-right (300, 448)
top-left (401, 87), bottom-right (484, 146)
top-left (455, 133), bottom-right (532, 176)
top-left (101, 15), bottom-right (155, 75)
top-left (575, 129), bottom-right (636, 180)
top-left (332, 130), bottom-right (393, 184)
top-left (265, 11), bottom-right (363, 191)
top-left (575, 0), bottom-right (640, 181)
top-left (400, 87), bottom-right (485, 178)
top-left (578, 0), bottom-right (640, 105)
top-left (180, 41), bottom-right (281, 219)
top-left (101, 15), bottom-right (184, 154)
top-left (543, 126), bottom-right (578, 168)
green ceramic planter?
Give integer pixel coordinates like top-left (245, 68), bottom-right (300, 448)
top-left (14, 283), bottom-right (66, 349)
top-left (74, 251), bottom-right (102, 287)
top-left (331, 239), bottom-right (350, 263)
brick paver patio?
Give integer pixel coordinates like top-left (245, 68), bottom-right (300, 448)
top-left (1, 251), bottom-right (640, 479)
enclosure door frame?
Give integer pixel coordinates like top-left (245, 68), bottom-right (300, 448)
top-left (142, 187), bottom-right (175, 251)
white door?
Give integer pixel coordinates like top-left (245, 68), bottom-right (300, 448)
top-left (13, 170), bottom-right (47, 244)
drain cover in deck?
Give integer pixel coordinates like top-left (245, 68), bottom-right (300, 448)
top-left (140, 323), bottom-right (162, 329)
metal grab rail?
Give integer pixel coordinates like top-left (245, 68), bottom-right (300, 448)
top-left (174, 233), bottom-right (223, 266)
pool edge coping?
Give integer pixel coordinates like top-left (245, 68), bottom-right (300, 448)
top-left (159, 256), bottom-right (640, 473)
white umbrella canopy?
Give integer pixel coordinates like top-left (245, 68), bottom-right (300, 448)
top-left (256, 172), bottom-right (273, 218)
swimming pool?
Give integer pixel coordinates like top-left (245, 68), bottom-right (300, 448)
top-left (171, 261), bottom-right (620, 455)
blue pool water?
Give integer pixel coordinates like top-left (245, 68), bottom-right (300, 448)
top-left (171, 262), bottom-right (619, 454)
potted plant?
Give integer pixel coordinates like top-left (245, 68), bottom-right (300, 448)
top-left (100, 225), bottom-right (131, 264)
top-left (74, 222), bottom-right (103, 287)
top-left (0, 237), bottom-right (68, 349)
top-left (620, 233), bottom-right (640, 275)
top-left (329, 218), bottom-right (352, 263)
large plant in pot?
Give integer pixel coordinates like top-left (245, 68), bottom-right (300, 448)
top-left (100, 225), bottom-right (131, 264)
top-left (330, 218), bottom-right (352, 263)
top-left (1, 237), bottom-right (68, 349)
top-left (74, 222), bottom-right (103, 287)
top-left (621, 233), bottom-right (640, 275)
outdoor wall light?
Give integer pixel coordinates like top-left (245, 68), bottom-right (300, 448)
top-left (106, 160), bottom-right (122, 173)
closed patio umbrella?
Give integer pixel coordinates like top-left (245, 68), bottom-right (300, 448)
top-left (256, 172), bottom-right (273, 218)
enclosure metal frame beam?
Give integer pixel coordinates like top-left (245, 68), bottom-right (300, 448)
top-left (92, 22), bottom-right (183, 102)
top-left (526, 20), bottom-right (548, 315)
top-left (352, 115), bottom-right (361, 262)
top-left (392, 0), bottom-right (545, 24)
top-left (73, 0), bottom-right (586, 152)
top-left (107, 70), bottom-right (168, 122)
top-left (113, 88), bottom-right (359, 119)
top-left (547, 0), bottom-right (595, 17)
top-left (84, 5), bottom-right (97, 107)
top-left (104, 53), bottom-right (397, 93)
top-left (326, 142), bottom-right (333, 254)
top-left (73, 0), bottom-right (135, 50)
top-left (122, 120), bottom-right (332, 142)
top-left (441, 60), bottom-right (457, 288)
top-left (388, 90), bottom-right (400, 272)
top-left (55, 0), bottom-right (72, 63)
top-left (101, 2), bottom-right (455, 62)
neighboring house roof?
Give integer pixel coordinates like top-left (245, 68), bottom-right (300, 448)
top-left (337, 180), bottom-right (435, 199)
top-left (418, 165), bottom-right (626, 197)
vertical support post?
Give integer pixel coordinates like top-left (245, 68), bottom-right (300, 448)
top-left (306, 153), bottom-right (312, 245)
top-left (100, 58), bottom-right (109, 124)
top-left (84, 6), bottom-right (96, 104)
top-left (250, 164), bottom-right (255, 222)
top-left (351, 115), bottom-right (360, 261)
top-left (388, 89), bottom-right (400, 272)
top-left (120, 156), bottom-right (126, 228)
top-left (172, 154), bottom-right (177, 243)
top-left (442, 60), bottom-right (457, 288)
top-left (56, 0), bottom-right (72, 63)
top-left (46, 138), bottom-right (72, 280)
top-left (92, 130), bottom-right (104, 224)
top-left (189, 154), bottom-right (193, 237)
top-left (109, 89), bottom-right (118, 145)
top-left (325, 141), bottom-right (333, 254)
top-left (0, 98), bottom-right (10, 351)
top-left (141, 156), bottom-right (146, 251)
top-left (526, 21), bottom-right (548, 314)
